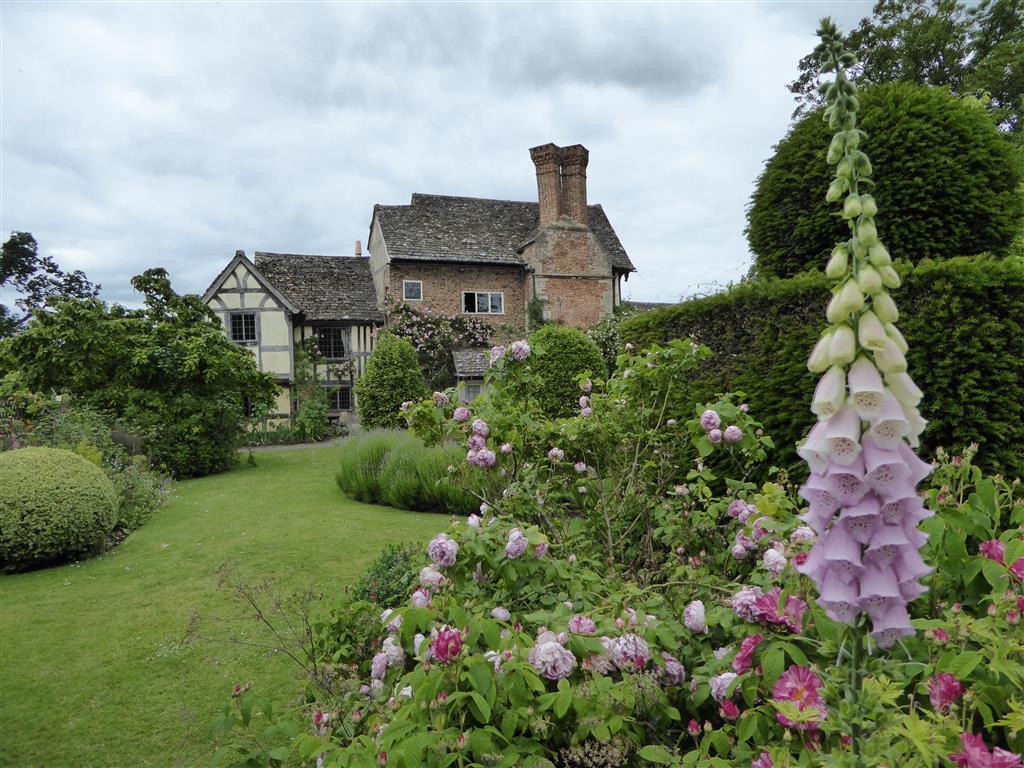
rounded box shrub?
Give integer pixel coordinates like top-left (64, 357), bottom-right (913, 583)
top-left (527, 324), bottom-right (607, 418)
top-left (0, 447), bottom-right (118, 571)
top-left (354, 333), bottom-right (429, 430)
top-left (747, 82), bottom-right (1024, 279)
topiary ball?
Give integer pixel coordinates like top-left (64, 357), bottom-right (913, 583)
top-left (747, 82), bottom-right (1024, 279)
top-left (527, 325), bottom-right (608, 419)
top-left (0, 447), bottom-right (118, 572)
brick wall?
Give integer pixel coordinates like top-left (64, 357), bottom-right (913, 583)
top-left (523, 223), bottom-right (614, 329)
top-left (387, 261), bottom-right (527, 332)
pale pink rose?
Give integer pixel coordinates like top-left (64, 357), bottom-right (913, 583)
top-left (489, 345), bottom-right (505, 362)
top-left (612, 633), bottom-right (650, 671)
top-left (763, 548), bottom-right (787, 576)
top-left (432, 391), bottom-right (449, 406)
top-left (467, 514), bottom-right (481, 528)
top-left (579, 396), bottom-right (590, 408)
top-left (710, 671), bottom-right (738, 703)
top-left (684, 600), bottom-right (708, 633)
top-left (548, 447), bottom-right (565, 461)
top-left (474, 449), bottom-right (497, 468)
top-left (453, 407), bottom-right (470, 422)
top-left (732, 544), bottom-right (749, 560)
top-left (471, 419), bottom-right (490, 437)
top-left (732, 587), bottom-right (763, 622)
top-left (508, 340), bottom-right (531, 361)
top-left (581, 379), bottom-right (593, 393)
top-left (419, 566), bottom-right (444, 589)
top-left (491, 606), bottom-right (511, 621)
top-left (505, 528), bottom-right (528, 559)
top-left (411, 588), bottom-right (431, 609)
top-left (724, 425), bottom-right (743, 443)
top-left (468, 433), bottom-right (486, 451)
top-left (574, 461), bottom-right (587, 473)
top-left (708, 428), bottom-right (723, 444)
top-left (529, 637), bottom-right (577, 680)
top-left (500, 443), bottom-right (513, 454)
top-left (659, 653), bottom-right (686, 685)
top-left (700, 410), bottom-right (721, 431)
top-left (568, 615), bottom-right (597, 635)
top-left (728, 499), bottom-right (747, 518)
top-left (382, 637), bottom-right (405, 667)
top-left (428, 534), bottom-right (459, 568)
top-left (534, 542), bottom-right (549, 558)
top-left (370, 652), bottom-right (388, 680)
top-left (581, 407), bottom-right (593, 417)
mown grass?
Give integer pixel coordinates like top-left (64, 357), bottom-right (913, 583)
top-left (0, 446), bottom-right (441, 768)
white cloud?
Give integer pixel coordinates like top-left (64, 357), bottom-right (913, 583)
top-left (0, 1), bottom-right (873, 306)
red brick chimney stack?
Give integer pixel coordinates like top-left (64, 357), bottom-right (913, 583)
top-left (530, 143), bottom-right (563, 227)
top-left (559, 144), bottom-right (589, 226)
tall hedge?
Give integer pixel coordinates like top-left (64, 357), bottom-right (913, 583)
top-left (619, 256), bottom-right (1024, 477)
top-left (527, 325), bottom-right (607, 419)
top-left (747, 82), bottom-right (1024, 279)
top-left (355, 333), bottom-right (428, 430)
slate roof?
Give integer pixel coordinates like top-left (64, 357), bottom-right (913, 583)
top-left (253, 252), bottom-right (383, 323)
top-left (374, 193), bottom-right (635, 273)
top-left (452, 348), bottom-right (490, 378)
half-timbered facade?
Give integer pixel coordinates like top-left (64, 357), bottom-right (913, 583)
top-left (203, 249), bottom-right (382, 423)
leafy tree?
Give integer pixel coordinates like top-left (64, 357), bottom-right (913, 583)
top-left (0, 268), bottom-right (277, 477)
top-left (748, 82), bottom-right (1024, 279)
top-left (292, 338), bottom-right (333, 443)
top-left (355, 333), bottom-right (428, 430)
top-left (788, 0), bottom-right (1024, 136)
top-left (1, 232), bottom-right (98, 339)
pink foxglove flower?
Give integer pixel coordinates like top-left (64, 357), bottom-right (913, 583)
top-left (611, 633), bottom-right (649, 671)
top-left (700, 410), bottom-right (721, 431)
top-left (683, 600), bottom-right (708, 633)
top-left (427, 534), bottom-right (459, 568)
top-left (710, 672), bottom-right (738, 703)
top-left (529, 631), bottom-right (576, 680)
top-left (731, 634), bottom-right (763, 674)
top-left (430, 626), bottom-right (463, 665)
top-left (772, 665), bottom-right (827, 730)
top-left (724, 425), bottom-right (743, 443)
top-left (927, 673), bottom-right (966, 713)
top-left (505, 528), bottom-right (528, 559)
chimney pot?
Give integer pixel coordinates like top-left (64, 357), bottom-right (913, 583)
top-left (354, 239), bottom-right (362, 256)
top-left (235, 249), bottom-right (245, 258)
top-left (530, 143), bottom-right (563, 227)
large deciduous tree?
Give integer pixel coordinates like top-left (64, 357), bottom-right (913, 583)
top-left (1, 232), bottom-right (99, 339)
top-left (788, 0), bottom-right (1024, 136)
top-left (0, 268), bottom-right (277, 477)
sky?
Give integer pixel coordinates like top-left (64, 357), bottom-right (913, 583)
top-left (0, 1), bottom-right (872, 308)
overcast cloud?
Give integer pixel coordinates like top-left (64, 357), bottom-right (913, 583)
top-left (1, 1), bottom-right (871, 307)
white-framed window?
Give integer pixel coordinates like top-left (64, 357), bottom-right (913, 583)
top-left (403, 280), bottom-right (423, 301)
top-left (462, 291), bottom-right (504, 315)
top-left (314, 326), bottom-right (348, 360)
top-left (327, 385), bottom-right (353, 411)
top-left (230, 312), bottom-right (257, 342)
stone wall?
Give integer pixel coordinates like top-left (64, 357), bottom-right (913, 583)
top-left (387, 261), bottom-right (528, 332)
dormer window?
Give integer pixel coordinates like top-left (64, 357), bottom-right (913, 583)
top-left (230, 312), bottom-right (257, 343)
top-left (403, 280), bottom-right (423, 301)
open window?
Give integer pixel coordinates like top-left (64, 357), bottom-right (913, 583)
top-left (462, 291), bottom-right (503, 315)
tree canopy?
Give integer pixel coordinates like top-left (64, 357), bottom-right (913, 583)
top-left (0, 268), bottom-right (276, 477)
top-left (1, 232), bottom-right (99, 339)
top-left (788, 0), bottom-right (1024, 137)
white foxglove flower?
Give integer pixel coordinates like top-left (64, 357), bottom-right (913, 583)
top-left (873, 337), bottom-right (908, 374)
top-left (808, 330), bottom-right (834, 373)
top-left (885, 372), bottom-right (923, 408)
top-left (872, 291), bottom-right (899, 323)
top-left (812, 365), bottom-right (847, 418)
top-left (867, 393), bottom-right (910, 449)
top-left (856, 264), bottom-right (882, 294)
top-left (884, 323), bottom-right (908, 353)
top-left (824, 405), bottom-right (863, 465)
top-left (828, 324), bottom-right (857, 365)
top-left (838, 280), bottom-right (865, 315)
top-left (848, 356), bottom-right (886, 417)
top-left (856, 309), bottom-right (887, 352)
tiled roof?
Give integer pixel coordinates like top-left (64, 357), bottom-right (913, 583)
top-left (452, 348), bottom-right (489, 378)
top-left (374, 193), bottom-right (635, 273)
top-left (254, 252), bottom-right (383, 323)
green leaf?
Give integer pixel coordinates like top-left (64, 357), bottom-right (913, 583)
top-left (762, 645), bottom-right (785, 687)
top-left (467, 661), bottom-right (493, 698)
top-left (468, 692), bottom-right (492, 723)
top-left (637, 744), bottom-right (676, 764)
top-left (268, 746), bottom-right (289, 761)
top-left (737, 713), bottom-right (759, 743)
top-left (981, 558), bottom-right (1009, 592)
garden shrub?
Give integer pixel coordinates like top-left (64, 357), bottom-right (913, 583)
top-left (351, 542), bottom-right (421, 607)
top-left (335, 430), bottom-right (477, 515)
top-left (0, 447), bottom-right (118, 571)
top-left (747, 82), bottom-right (1024, 279)
top-left (526, 324), bottom-right (607, 419)
top-left (355, 333), bottom-right (428, 430)
top-left (385, 302), bottom-right (492, 390)
top-left (618, 256), bottom-right (1024, 477)
top-left (335, 430), bottom-right (412, 503)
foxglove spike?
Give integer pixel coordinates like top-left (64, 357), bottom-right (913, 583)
top-left (824, 405), bottom-right (863, 465)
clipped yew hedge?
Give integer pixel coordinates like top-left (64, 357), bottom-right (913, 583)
top-left (619, 256), bottom-right (1024, 476)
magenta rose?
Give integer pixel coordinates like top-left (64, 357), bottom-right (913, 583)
top-left (430, 626), bottom-right (463, 665)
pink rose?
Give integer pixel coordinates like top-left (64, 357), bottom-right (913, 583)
top-left (568, 615), bottom-right (597, 635)
top-left (928, 673), bottom-right (966, 713)
top-left (710, 672), bottom-right (738, 703)
top-left (508, 340), bottom-right (531, 361)
top-left (491, 606), bottom-right (511, 621)
top-left (370, 652), bottom-right (388, 680)
top-left (467, 433), bottom-right (486, 451)
top-left (708, 428), bottom-right (723, 444)
top-left (471, 419), bottom-right (490, 437)
top-left (581, 379), bottom-right (593, 393)
top-left (453, 407), bottom-right (470, 422)
top-left (732, 634), bottom-right (764, 674)
top-left (428, 534), bottom-right (459, 568)
top-left (505, 528), bottom-right (528, 559)
top-left (581, 407), bottom-right (593, 417)
top-left (500, 442), bottom-right (513, 454)
top-left (529, 631), bottom-right (577, 680)
top-left (430, 626), bottom-right (463, 665)
top-left (720, 700), bottom-right (740, 720)
top-left (474, 449), bottom-right (497, 468)
top-left (980, 539), bottom-right (1005, 564)
top-left (727, 499), bottom-right (747, 518)
top-left (411, 588), bottom-right (431, 608)
top-left (700, 410), bottom-right (721, 431)
top-left (658, 653), bottom-right (686, 685)
top-left (611, 633), bottom-right (649, 671)
top-left (534, 542), bottom-right (548, 558)
top-left (432, 391), bottom-right (449, 406)
top-left (419, 566), bottom-right (444, 589)
top-left (547, 447), bottom-right (565, 461)
top-left (579, 396), bottom-right (590, 408)
top-left (684, 600), bottom-right (707, 633)
top-left (751, 753), bottom-right (774, 768)
top-left (724, 425), bottom-right (743, 443)
top-left (573, 461), bottom-right (587, 473)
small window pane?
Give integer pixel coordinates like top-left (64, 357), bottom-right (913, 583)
top-left (316, 327), bottom-right (346, 359)
top-left (463, 292), bottom-right (476, 312)
top-left (403, 281), bottom-right (422, 300)
top-left (464, 383), bottom-right (482, 401)
top-left (477, 293), bottom-right (488, 312)
top-left (231, 313), bottom-right (256, 342)
top-left (489, 294), bottom-right (503, 314)
top-left (327, 385), bottom-right (353, 411)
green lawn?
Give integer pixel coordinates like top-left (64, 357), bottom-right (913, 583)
top-left (0, 446), bottom-right (442, 768)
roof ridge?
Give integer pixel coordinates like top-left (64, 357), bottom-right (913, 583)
top-left (255, 251), bottom-right (369, 260)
